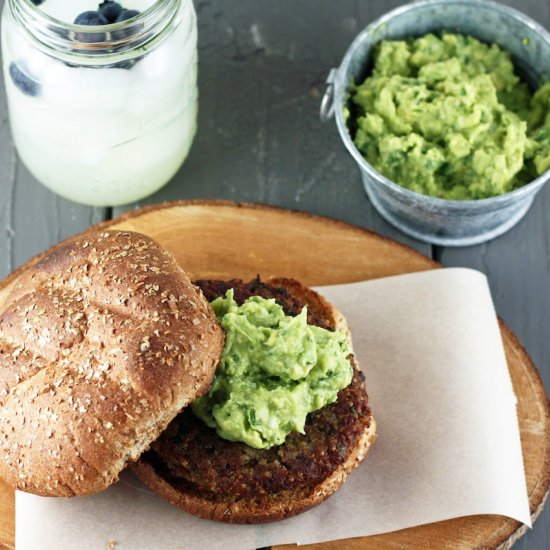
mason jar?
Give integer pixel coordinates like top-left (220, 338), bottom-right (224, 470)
top-left (1, 0), bottom-right (197, 206)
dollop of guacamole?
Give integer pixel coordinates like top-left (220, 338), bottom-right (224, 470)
top-left (349, 33), bottom-right (550, 200)
top-left (191, 291), bottom-right (353, 449)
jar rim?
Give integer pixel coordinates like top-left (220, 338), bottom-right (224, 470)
top-left (7, 0), bottom-right (186, 64)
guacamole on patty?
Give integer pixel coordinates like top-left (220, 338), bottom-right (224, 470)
top-left (349, 33), bottom-right (550, 200)
top-left (191, 290), bottom-right (353, 449)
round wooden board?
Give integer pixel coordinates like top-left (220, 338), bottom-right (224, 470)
top-left (0, 201), bottom-right (548, 550)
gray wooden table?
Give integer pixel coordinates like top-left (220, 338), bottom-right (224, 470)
top-left (1, 0), bottom-right (549, 547)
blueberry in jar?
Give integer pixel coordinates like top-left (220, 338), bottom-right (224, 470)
top-left (115, 9), bottom-right (140, 22)
top-left (98, 1), bottom-right (124, 24)
top-left (74, 11), bottom-right (109, 25)
top-left (9, 63), bottom-right (41, 97)
top-left (112, 9), bottom-right (141, 41)
top-left (74, 11), bottom-right (109, 43)
top-left (113, 59), bottom-right (140, 70)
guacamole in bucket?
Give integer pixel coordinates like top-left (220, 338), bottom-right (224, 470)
top-left (348, 33), bottom-right (550, 200)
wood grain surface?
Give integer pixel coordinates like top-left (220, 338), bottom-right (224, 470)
top-left (1, 0), bottom-right (550, 547)
top-left (0, 202), bottom-right (548, 550)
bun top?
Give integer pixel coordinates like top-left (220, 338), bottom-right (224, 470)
top-left (0, 230), bottom-right (224, 496)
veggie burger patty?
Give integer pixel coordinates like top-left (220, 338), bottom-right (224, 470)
top-left (144, 279), bottom-right (372, 501)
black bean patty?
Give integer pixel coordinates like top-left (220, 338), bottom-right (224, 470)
top-left (195, 277), bottom-right (334, 330)
top-left (149, 279), bottom-right (372, 500)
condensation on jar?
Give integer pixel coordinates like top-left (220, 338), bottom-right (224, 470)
top-left (1, 0), bottom-right (198, 206)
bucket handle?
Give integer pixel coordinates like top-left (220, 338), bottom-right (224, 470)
top-left (320, 68), bottom-right (337, 122)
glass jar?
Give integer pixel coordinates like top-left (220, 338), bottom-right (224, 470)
top-left (1, 0), bottom-right (197, 206)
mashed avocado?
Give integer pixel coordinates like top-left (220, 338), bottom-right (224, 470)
top-left (191, 290), bottom-right (353, 449)
top-left (349, 33), bottom-right (550, 200)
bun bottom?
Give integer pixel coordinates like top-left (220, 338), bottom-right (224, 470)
top-left (132, 277), bottom-right (376, 523)
top-left (131, 416), bottom-right (376, 524)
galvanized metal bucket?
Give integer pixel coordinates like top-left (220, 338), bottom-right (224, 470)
top-left (322, 0), bottom-right (550, 247)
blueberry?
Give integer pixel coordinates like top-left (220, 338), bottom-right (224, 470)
top-left (98, 0), bottom-right (123, 23)
top-left (9, 63), bottom-right (40, 97)
top-left (31, 0), bottom-right (45, 5)
top-left (74, 11), bottom-right (109, 25)
top-left (115, 9), bottom-right (140, 22)
top-left (113, 59), bottom-right (138, 70)
top-left (112, 9), bottom-right (142, 40)
top-left (74, 11), bottom-right (108, 43)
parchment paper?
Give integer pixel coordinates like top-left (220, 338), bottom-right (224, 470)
top-left (16, 268), bottom-right (531, 549)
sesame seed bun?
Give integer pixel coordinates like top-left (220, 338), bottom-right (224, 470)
top-left (0, 230), bottom-right (224, 496)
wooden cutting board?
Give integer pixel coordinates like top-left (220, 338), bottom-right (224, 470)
top-left (0, 201), bottom-right (548, 550)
